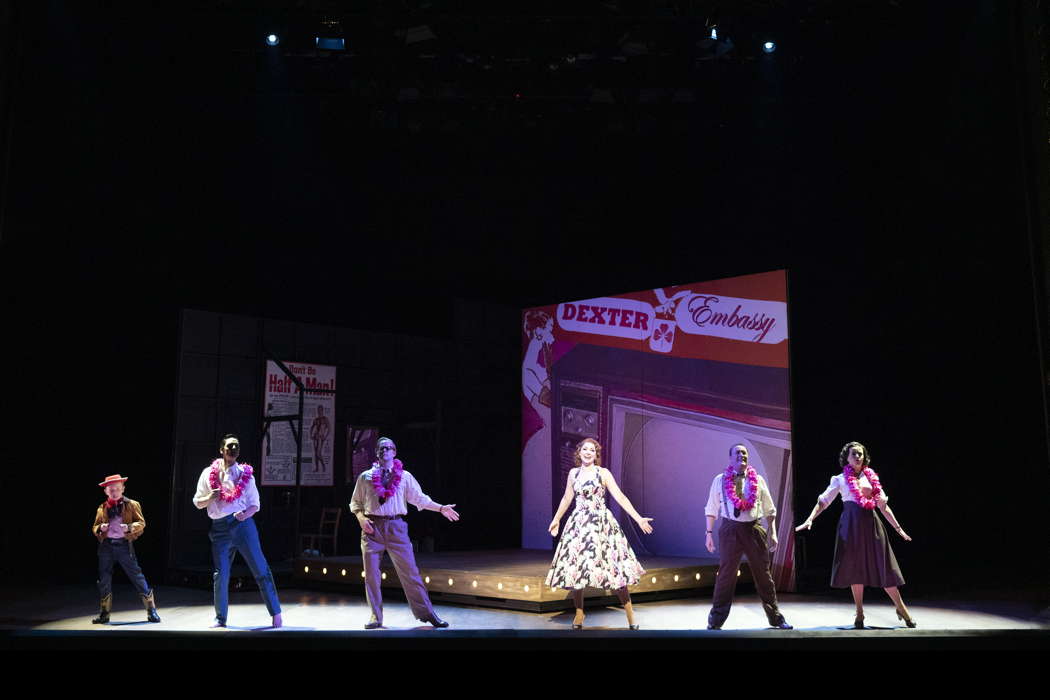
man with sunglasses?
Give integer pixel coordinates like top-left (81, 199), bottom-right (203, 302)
top-left (349, 436), bottom-right (460, 629)
top-left (193, 434), bottom-right (283, 628)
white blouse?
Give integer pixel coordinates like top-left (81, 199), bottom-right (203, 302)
top-left (819, 473), bottom-right (889, 507)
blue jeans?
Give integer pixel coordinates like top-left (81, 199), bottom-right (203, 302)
top-left (98, 538), bottom-right (151, 598)
top-left (209, 515), bottom-right (281, 623)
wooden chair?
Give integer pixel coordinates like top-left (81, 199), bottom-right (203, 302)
top-left (300, 507), bottom-right (342, 556)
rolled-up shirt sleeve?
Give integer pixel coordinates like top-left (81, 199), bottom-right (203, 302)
top-left (349, 474), bottom-right (369, 515)
top-left (818, 475), bottom-right (840, 506)
top-left (193, 468), bottom-right (213, 509)
top-left (244, 472), bottom-right (260, 512)
top-left (704, 475), bottom-right (722, 519)
top-left (758, 476), bottom-right (776, 519)
top-left (403, 471), bottom-right (439, 512)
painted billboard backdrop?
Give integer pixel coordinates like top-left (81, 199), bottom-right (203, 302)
top-left (262, 361), bottom-right (337, 486)
top-left (521, 270), bottom-right (795, 589)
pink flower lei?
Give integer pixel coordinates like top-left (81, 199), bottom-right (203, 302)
top-left (209, 460), bottom-right (254, 503)
top-left (371, 459), bottom-right (403, 499)
top-left (843, 465), bottom-right (882, 510)
top-left (723, 465), bottom-right (759, 511)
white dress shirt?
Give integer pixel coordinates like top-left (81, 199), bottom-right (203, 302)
top-left (193, 461), bottom-right (261, 519)
top-left (349, 467), bottom-right (439, 517)
top-left (704, 471), bottom-right (777, 522)
top-left (819, 473), bottom-right (889, 507)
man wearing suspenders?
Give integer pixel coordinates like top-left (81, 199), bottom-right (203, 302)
top-left (704, 443), bottom-right (792, 630)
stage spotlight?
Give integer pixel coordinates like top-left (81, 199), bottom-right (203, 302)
top-left (304, 566), bottom-right (309, 573)
top-left (266, 34), bottom-right (279, 46)
top-left (695, 573), bottom-right (701, 580)
top-left (763, 41), bottom-right (776, 53)
top-left (381, 572), bottom-right (387, 580)
top-left (651, 576), bottom-right (657, 584)
top-left (448, 578), bottom-right (454, 586)
top-left (472, 580), bottom-right (478, 588)
top-left (674, 575), bottom-right (679, 582)
top-left (341, 569), bottom-right (346, 576)
top-left (425, 576), bottom-right (431, 584)
top-left (710, 27), bottom-right (718, 40)
top-left (360, 571), bottom-right (366, 578)
top-left (523, 585), bottom-right (530, 592)
top-left (497, 582), bottom-right (504, 590)
top-left (322, 567), bottom-right (328, 575)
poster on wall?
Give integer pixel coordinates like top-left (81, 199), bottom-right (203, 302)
top-left (262, 361), bottom-right (337, 486)
top-left (521, 269), bottom-right (795, 589)
top-left (346, 426), bottom-right (380, 484)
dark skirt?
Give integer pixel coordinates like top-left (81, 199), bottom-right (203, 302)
top-left (830, 502), bottom-right (905, 588)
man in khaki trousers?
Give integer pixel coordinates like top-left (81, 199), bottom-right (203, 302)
top-left (349, 437), bottom-right (460, 629)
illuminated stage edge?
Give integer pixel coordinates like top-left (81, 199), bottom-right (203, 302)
top-left (293, 549), bottom-right (747, 612)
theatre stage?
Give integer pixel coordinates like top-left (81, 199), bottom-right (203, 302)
top-left (3, 578), bottom-right (1047, 651)
top-left (293, 548), bottom-right (723, 611)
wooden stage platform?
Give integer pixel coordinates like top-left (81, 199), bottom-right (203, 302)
top-left (293, 548), bottom-right (739, 611)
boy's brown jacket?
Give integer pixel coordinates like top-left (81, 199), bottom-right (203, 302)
top-left (92, 499), bottom-right (146, 543)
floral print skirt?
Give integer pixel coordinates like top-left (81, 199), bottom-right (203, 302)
top-left (545, 506), bottom-right (646, 590)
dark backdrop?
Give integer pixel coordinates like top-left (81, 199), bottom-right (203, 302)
top-left (2, 1), bottom-right (1047, 596)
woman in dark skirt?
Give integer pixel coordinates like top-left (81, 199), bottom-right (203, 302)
top-left (795, 441), bottom-right (915, 628)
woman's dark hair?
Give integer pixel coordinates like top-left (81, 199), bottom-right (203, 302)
top-left (838, 441), bottom-right (870, 468)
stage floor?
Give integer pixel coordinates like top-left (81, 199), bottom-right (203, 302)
top-left (2, 583), bottom-right (1048, 650)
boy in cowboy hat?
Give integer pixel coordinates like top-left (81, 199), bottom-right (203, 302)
top-left (91, 474), bottom-right (161, 624)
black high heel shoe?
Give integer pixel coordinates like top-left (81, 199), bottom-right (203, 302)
top-left (853, 614), bottom-right (865, 629)
top-left (896, 608), bottom-right (917, 628)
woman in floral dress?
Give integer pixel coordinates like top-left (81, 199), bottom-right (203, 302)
top-left (795, 441), bottom-right (915, 628)
top-left (545, 438), bottom-right (653, 629)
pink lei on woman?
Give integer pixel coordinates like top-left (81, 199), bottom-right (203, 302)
top-left (208, 459), bottom-right (254, 503)
top-left (843, 465), bottom-right (882, 510)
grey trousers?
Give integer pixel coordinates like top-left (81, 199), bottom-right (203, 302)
top-left (707, 518), bottom-right (785, 628)
top-left (361, 516), bottom-right (436, 623)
